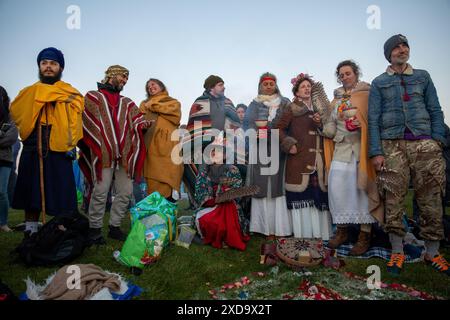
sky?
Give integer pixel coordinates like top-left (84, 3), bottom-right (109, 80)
top-left (1, 0), bottom-right (449, 125)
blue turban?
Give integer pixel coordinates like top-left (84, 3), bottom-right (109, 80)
top-left (37, 47), bottom-right (65, 69)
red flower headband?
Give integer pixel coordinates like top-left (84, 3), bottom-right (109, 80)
top-left (291, 73), bottom-right (312, 86)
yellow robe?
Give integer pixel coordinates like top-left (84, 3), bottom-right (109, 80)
top-left (10, 81), bottom-right (84, 152)
top-left (139, 91), bottom-right (183, 197)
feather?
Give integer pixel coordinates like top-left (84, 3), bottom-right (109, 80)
top-left (311, 81), bottom-right (331, 117)
top-left (376, 168), bottom-right (403, 198)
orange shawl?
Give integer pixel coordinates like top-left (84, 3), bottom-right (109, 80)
top-left (324, 82), bottom-right (384, 224)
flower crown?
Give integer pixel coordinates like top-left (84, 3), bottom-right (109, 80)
top-left (291, 73), bottom-right (314, 86)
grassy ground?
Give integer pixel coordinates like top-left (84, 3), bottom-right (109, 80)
top-left (0, 193), bottom-right (449, 300)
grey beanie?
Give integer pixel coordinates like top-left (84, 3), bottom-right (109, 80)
top-left (384, 34), bottom-right (409, 62)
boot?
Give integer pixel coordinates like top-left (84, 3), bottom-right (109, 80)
top-left (108, 225), bottom-right (127, 241)
top-left (349, 231), bottom-right (371, 256)
top-left (327, 226), bottom-right (348, 249)
top-left (87, 227), bottom-right (106, 246)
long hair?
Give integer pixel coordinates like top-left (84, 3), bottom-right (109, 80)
top-left (0, 86), bottom-right (10, 123)
top-left (145, 78), bottom-right (167, 98)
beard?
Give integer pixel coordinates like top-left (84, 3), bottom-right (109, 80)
top-left (110, 77), bottom-right (124, 92)
top-left (39, 69), bottom-right (63, 85)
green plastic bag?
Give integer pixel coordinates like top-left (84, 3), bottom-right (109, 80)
top-left (115, 220), bottom-right (147, 268)
top-left (130, 191), bottom-right (178, 242)
top-left (115, 192), bottom-right (177, 268)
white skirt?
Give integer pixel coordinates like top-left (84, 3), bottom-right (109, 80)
top-left (328, 154), bottom-right (376, 225)
top-left (250, 196), bottom-right (292, 237)
top-left (291, 206), bottom-right (332, 240)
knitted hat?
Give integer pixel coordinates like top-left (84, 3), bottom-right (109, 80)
top-left (384, 34), bottom-right (409, 62)
top-left (204, 75), bottom-right (224, 90)
top-left (37, 47), bottom-right (65, 69)
top-left (102, 65), bottom-right (129, 83)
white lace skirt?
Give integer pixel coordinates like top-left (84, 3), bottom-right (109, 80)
top-left (291, 206), bottom-right (332, 240)
top-left (250, 196), bottom-right (292, 236)
top-left (328, 154), bottom-right (376, 225)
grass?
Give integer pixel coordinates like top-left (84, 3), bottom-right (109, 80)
top-left (0, 193), bottom-right (449, 300)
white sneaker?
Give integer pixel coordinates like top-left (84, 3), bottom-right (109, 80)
top-left (0, 225), bottom-right (13, 232)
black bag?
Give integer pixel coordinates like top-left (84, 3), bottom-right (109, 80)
top-left (13, 214), bottom-right (89, 267)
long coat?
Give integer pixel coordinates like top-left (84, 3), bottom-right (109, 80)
top-left (243, 96), bottom-right (290, 198)
top-left (276, 100), bottom-right (327, 193)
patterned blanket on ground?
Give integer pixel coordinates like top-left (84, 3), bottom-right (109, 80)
top-left (335, 244), bottom-right (423, 263)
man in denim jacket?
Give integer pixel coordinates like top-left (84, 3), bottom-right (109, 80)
top-left (368, 34), bottom-right (449, 276)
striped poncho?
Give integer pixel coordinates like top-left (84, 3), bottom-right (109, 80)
top-left (78, 85), bottom-right (147, 184)
top-left (183, 92), bottom-right (245, 165)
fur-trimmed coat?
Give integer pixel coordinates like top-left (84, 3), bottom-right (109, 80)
top-left (276, 100), bottom-right (327, 193)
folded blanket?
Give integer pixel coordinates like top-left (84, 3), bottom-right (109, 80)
top-left (22, 264), bottom-right (140, 300)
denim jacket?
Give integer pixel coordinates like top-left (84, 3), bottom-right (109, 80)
top-left (368, 64), bottom-right (445, 157)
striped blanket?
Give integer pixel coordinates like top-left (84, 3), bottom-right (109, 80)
top-left (335, 244), bottom-right (424, 263)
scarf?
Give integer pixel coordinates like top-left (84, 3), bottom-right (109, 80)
top-left (254, 94), bottom-right (282, 122)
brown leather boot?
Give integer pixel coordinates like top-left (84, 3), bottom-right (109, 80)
top-left (349, 231), bottom-right (371, 256)
top-left (327, 226), bottom-right (348, 249)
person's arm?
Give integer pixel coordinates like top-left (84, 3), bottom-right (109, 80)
top-left (321, 107), bottom-right (337, 139)
top-left (368, 81), bottom-right (383, 158)
top-left (243, 101), bottom-right (258, 131)
top-left (0, 121), bottom-right (19, 148)
top-left (423, 71), bottom-right (445, 145)
top-left (368, 81), bottom-right (385, 170)
top-left (275, 105), bottom-right (297, 154)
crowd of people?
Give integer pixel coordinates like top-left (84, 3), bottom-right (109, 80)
top-left (0, 33), bottom-right (449, 277)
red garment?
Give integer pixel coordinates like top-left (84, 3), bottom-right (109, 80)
top-left (198, 201), bottom-right (250, 251)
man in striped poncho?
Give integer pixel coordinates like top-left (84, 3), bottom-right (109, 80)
top-left (79, 65), bottom-right (152, 245)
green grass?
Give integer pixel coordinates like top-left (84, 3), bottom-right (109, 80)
top-left (1, 194), bottom-right (449, 300)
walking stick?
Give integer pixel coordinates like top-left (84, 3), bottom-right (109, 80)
top-left (37, 109), bottom-right (46, 224)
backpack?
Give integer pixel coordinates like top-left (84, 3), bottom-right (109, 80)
top-left (13, 214), bottom-right (89, 267)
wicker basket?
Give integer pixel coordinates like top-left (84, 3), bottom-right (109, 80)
top-left (276, 238), bottom-right (325, 268)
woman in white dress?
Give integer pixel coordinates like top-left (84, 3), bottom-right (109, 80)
top-left (322, 60), bottom-right (384, 255)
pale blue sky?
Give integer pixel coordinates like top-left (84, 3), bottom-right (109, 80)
top-left (1, 0), bottom-right (449, 124)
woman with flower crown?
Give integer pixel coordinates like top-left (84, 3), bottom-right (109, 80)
top-left (275, 73), bottom-right (332, 241)
top-left (322, 60), bottom-right (384, 256)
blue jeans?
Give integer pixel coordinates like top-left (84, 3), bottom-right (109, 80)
top-left (0, 166), bottom-right (12, 225)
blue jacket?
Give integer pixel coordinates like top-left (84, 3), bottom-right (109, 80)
top-left (368, 65), bottom-right (445, 157)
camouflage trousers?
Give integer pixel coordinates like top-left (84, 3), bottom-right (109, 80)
top-left (380, 139), bottom-right (445, 240)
